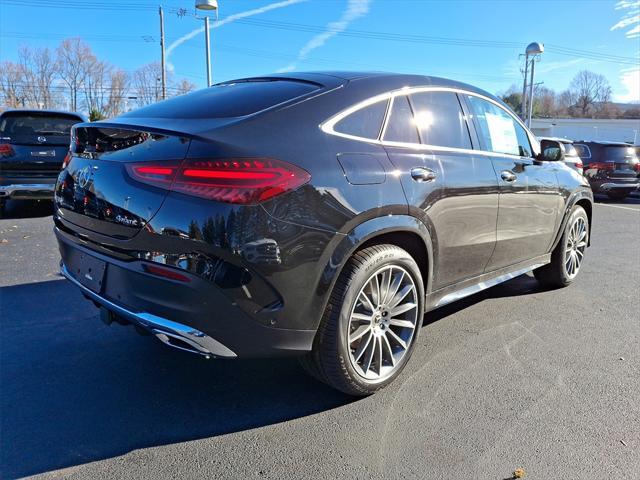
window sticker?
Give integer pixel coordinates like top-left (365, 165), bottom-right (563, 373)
top-left (485, 112), bottom-right (518, 155)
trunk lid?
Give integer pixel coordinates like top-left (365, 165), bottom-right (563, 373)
top-left (55, 125), bottom-right (191, 239)
top-left (603, 145), bottom-right (638, 180)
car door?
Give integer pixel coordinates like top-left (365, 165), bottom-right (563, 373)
top-left (383, 91), bottom-right (499, 289)
top-left (462, 94), bottom-right (562, 271)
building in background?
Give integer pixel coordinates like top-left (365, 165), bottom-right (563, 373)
top-left (530, 118), bottom-right (640, 144)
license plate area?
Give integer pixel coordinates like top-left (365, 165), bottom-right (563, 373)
top-left (67, 251), bottom-right (106, 293)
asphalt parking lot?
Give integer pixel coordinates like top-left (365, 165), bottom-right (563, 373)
top-left (1, 196), bottom-right (639, 480)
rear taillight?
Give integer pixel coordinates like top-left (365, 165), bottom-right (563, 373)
top-left (62, 151), bottom-right (71, 169)
top-left (589, 162), bottom-right (615, 171)
top-left (634, 163), bottom-right (640, 173)
top-left (125, 158), bottom-right (310, 205)
top-left (143, 263), bottom-right (191, 283)
top-left (0, 143), bottom-right (14, 155)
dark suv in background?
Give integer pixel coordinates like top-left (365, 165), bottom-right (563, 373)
top-left (574, 141), bottom-right (640, 200)
top-left (0, 109), bottom-right (85, 215)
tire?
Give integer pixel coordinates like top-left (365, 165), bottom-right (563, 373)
top-left (301, 244), bottom-right (425, 396)
top-left (534, 205), bottom-right (589, 289)
top-left (607, 192), bottom-right (628, 201)
top-left (0, 199), bottom-right (5, 219)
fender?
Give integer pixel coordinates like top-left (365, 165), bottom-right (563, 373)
top-left (306, 214), bottom-right (435, 332)
top-left (549, 187), bottom-right (594, 252)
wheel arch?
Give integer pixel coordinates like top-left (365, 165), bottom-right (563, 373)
top-left (315, 214), bottom-right (434, 305)
top-left (551, 188), bottom-right (594, 251)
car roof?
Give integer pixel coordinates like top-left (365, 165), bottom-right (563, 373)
top-left (574, 140), bottom-right (632, 147)
top-left (223, 71), bottom-right (504, 104)
top-left (538, 136), bottom-right (573, 144)
top-left (0, 109), bottom-right (86, 121)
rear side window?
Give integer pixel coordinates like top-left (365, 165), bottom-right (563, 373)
top-left (334, 99), bottom-right (388, 139)
top-left (383, 95), bottom-right (420, 144)
top-left (465, 95), bottom-right (532, 157)
top-left (0, 112), bottom-right (81, 146)
top-left (408, 91), bottom-right (472, 149)
top-left (123, 80), bottom-right (320, 119)
top-left (573, 144), bottom-right (591, 159)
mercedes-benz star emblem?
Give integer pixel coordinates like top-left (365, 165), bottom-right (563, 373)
top-left (37, 136), bottom-right (47, 143)
top-left (76, 166), bottom-right (95, 189)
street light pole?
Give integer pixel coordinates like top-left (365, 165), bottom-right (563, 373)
top-left (522, 42), bottom-right (544, 127)
top-left (159, 6), bottom-right (167, 100)
top-left (195, 0), bottom-right (218, 87)
top-left (204, 16), bottom-right (211, 87)
top-left (527, 58), bottom-right (536, 127)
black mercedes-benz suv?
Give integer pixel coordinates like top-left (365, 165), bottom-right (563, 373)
top-left (54, 72), bottom-right (593, 395)
top-left (0, 109), bottom-right (84, 215)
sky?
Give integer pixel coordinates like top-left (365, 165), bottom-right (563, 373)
top-left (0, 0), bottom-right (639, 102)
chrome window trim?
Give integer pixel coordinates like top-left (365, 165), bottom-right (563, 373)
top-left (320, 86), bottom-right (539, 159)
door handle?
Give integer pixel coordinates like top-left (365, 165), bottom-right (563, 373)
top-left (410, 167), bottom-right (437, 182)
top-left (500, 170), bottom-right (517, 183)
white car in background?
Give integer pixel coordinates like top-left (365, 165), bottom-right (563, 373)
top-left (538, 136), bottom-right (583, 174)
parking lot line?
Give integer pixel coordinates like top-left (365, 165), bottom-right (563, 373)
top-left (594, 203), bottom-right (640, 212)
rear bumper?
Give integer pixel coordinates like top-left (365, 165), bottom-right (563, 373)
top-left (0, 176), bottom-right (56, 200)
top-left (55, 226), bottom-right (316, 358)
top-left (598, 182), bottom-right (640, 193)
top-left (61, 263), bottom-right (237, 358)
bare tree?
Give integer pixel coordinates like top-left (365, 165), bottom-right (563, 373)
top-left (57, 38), bottom-right (94, 112)
top-left (104, 69), bottom-right (130, 118)
top-left (133, 62), bottom-right (164, 107)
top-left (83, 57), bottom-right (111, 117)
top-left (532, 85), bottom-right (557, 118)
top-left (174, 78), bottom-right (197, 96)
top-left (568, 70), bottom-right (612, 117)
top-left (17, 46), bottom-right (60, 109)
top-left (0, 61), bottom-right (28, 108)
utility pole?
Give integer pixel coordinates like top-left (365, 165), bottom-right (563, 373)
top-left (521, 54), bottom-right (529, 121)
top-left (159, 6), bottom-right (167, 100)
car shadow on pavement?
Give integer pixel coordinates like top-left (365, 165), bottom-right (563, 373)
top-left (0, 278), bottom-right (353, 478)
top-left (2, 273), bottom-right (547, 478)
top-left (1, 199), bottom-right (54, 219)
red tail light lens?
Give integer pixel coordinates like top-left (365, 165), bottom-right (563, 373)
top-left (590, 162), bottom-right (615, 171)
top-left (62, 151), bottom-right (71, 169)
top-left (0, 143), bottom-right (14, 155)
top-left (143, 263), bottom-right (191, 283)
top-left (126, 158), bottom-right (310, 205)
top-left (634, 162), bottom-right (640, 173)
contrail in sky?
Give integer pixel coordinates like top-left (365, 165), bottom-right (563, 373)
top-left (166, 0), bottom-right (308, 72)
top-left (277, 0), bottom-right (371, 73)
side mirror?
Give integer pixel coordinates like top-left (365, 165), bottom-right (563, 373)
top-left (539, 139), bottom-right (565, 161)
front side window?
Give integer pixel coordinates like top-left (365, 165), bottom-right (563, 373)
top-left (408, 91), bottom-right (472, 149)
top-left (334, 99), bottom-right (388, 139)
top-left (383, 95), bottom-right (420, 144)
top-left (466, 95), bottom-right (532, 157)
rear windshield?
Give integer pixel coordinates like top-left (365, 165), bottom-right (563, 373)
top-left (604, 146), bottom-right (637, 161)
top-left (123, 79), bottom-right (320, 119)
top-left (0, 112), bottom-right (81, 146)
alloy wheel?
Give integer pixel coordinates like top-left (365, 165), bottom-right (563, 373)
top-left (347, 265), bottom-right (418, 381)
top-left (565, 216), bottom-right (587, 278)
